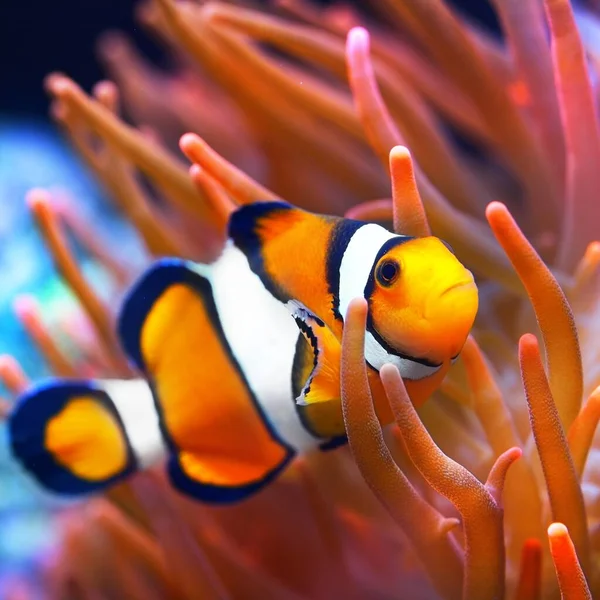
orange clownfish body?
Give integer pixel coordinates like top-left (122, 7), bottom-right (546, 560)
top-left (8, 202), bottom-right (478, 503)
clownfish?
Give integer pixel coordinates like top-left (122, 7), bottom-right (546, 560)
top-left (8, 201), bottom-right (478, 503)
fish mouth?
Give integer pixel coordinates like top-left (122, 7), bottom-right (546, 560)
top-left (440, 278), bottom-right (477, 298)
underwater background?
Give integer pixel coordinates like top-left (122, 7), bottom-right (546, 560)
top-left (3, 0), bottom-right (600, 598)
top-left (0, 0), bottom-right (153, 582)
top-left (0, 0), bottom-right (492, 578)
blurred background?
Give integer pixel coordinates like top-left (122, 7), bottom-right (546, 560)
top-left (0, 0), bottom-right (498, 588)
top-left (1, 0), bottom-right (497, 116)
top-left (0, 0), bottom-right (161, 584)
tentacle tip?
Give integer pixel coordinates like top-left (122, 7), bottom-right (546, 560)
top-left (548, 522), bottom-right (569, 538)
top-left (13, 295), bottom-right (37, 320)
top-left (486, 445), bottom-right (523, 505)
top-left (586, 240), bottom-right (600, 256)
top-left (484, 201), bottom-right (508, 221)
top-left (189, 164), bottom-right (203, 179)
top-left (342, 297), bottom-right (369, 339)
top-left (440, 517), bottom-right (460, 535)
top-left (346, 296), bottom-right (368, 316)
top-left (43, 73), bottom-right (73, 97)
top-left (25, 188), bottom-right (52, 210)
top-left (509, 446), bottom-right (523, 460)
top-left (390, 145), bottom-right (411, 160)
top-left (518, 333), bottom-right (539, 354)
top-left (179, 132), bottom-right (202, 156)
top-left (92, 80), bottom-right (118, 102)
top-left (379, 362), bottom-right (399, 380)
top-left (347, 26), bottom-right (369, 50)
top-left (0, 355), bottom-right (19, 374)
top-left (524, 537), bottom-right (543, 552)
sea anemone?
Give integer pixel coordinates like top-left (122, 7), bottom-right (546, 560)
top-left (3, 0), bottom-right (600, 598)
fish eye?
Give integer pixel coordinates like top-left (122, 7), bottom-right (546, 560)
top-left (376, 259), bottom-right (400, 287)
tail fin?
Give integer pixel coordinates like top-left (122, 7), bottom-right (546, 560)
top-left (8, 378), bottom-right (166, 496)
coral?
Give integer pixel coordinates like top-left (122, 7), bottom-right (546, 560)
top-left (4, 0), bottom-right (600, 598)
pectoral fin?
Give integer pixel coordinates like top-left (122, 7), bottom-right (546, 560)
top-left (287, 300), bottom-right (341, 405)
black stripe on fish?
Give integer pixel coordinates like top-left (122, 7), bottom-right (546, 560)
top-left (228, 201), bottom-right (294, 302)
top-left (325, 218), bottom-right (365, 320)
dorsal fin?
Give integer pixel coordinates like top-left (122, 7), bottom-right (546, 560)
top-left (227, 201), bottom-right (337, 320)
top-left (228, 201), bottom-right (299, 254)
top-left (227, 201), bottom-right (304, 301)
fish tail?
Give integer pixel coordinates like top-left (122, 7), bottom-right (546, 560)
top-left (8, 378), bottom-right (165, 496)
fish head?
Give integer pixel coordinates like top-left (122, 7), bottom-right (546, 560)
top-left (367, 236), bottom-right (478, 366)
